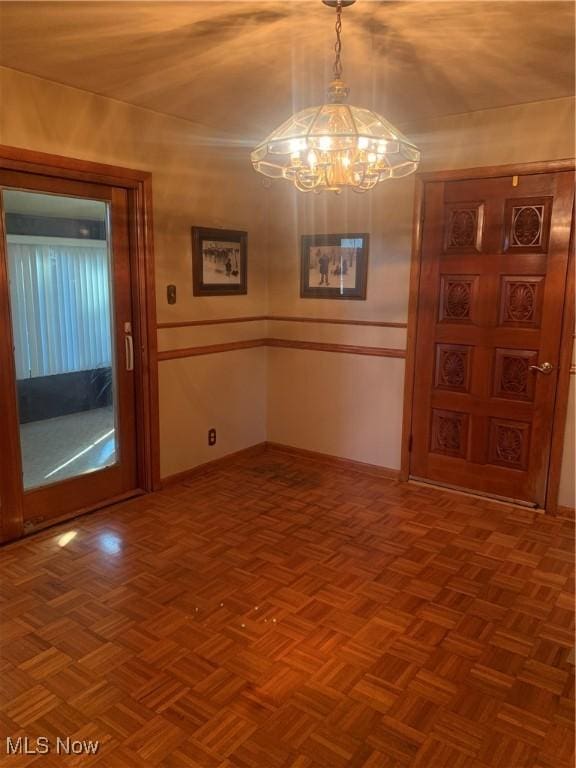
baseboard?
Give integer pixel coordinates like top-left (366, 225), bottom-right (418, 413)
top-left (161, 442), bottom-right (268, 486)
top-left (161, 441), bottom-right (399, 487)
top-left (264, 442), bottom-right (400, 480)
top-left (557, 504), bottom-right (575, 521)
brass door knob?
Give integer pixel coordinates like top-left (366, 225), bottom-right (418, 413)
top-left (529, 361), bottom-right (554, 375)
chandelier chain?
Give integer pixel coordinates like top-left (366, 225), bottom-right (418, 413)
top-left (333, 0), bottom-right (344, 80)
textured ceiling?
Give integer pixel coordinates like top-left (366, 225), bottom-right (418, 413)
top-left (0, 1), bottom-right (574, 141)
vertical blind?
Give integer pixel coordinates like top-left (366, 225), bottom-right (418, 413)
top-left (7, 236), bottom-right (113, 380)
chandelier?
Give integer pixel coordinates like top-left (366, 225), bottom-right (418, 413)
top-left (251, 0), bottom-right (420, 193)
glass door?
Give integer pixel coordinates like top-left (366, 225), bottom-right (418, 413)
top-left (0, 172), bottom-right (138, 528)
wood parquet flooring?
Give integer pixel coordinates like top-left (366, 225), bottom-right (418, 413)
top-left (0, 448), bottom-right (573, 767)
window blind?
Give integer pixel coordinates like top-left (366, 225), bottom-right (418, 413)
top-left (7, 236), bottom-right (113, 380)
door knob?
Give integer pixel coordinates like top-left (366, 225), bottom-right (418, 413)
top-left (529, 361), bottom-right (554, 375)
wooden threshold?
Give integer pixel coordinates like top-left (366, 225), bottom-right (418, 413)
top-left (20, 488), bottom-right (146, 536)
top-left (409, 475), bottom-right (539, 510)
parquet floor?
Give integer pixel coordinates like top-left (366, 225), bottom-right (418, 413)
top-left (0, 448), bottom-right (574, 767)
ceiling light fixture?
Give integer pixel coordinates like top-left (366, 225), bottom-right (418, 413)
top-left (251, 0), bottom-right (420, 193)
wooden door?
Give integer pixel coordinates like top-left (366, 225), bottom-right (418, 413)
top-left (0, 170), bottom-right (138, 528)
top-left (410, 168), bottom-right (574, 507)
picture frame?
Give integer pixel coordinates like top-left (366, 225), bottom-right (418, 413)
top-left (192, 226), bottom-right (247, 296)
top-left (300, 233), bottom-right (369, 300)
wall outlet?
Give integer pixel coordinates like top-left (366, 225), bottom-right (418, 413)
top-left (208, 428), bottom-right (216, 446)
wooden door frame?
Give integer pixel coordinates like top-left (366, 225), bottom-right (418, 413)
top-left (400, 159), bottom-right (575, 513)
top-left (0, 145), bottom-right (160, 542)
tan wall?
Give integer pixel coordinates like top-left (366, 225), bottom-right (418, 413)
top-left (0, 66), bottom-right (268, 478)
top-left (159, 349), bottom-right (267, 477)
top-left (266, 96), bottom-right (576, 507)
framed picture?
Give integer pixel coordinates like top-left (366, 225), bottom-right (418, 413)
top-left (300, 233), bottom-right (369, 300)
top-left (192, 226), bottom-right (247, 296)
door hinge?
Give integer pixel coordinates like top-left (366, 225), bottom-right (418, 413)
top-left (408, 435), bottom-right (413, 452)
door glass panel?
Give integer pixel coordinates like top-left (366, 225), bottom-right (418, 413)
top-left (2, 189), bottom-right (117, 490)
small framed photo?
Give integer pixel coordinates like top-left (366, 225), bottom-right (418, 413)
top-left (300, 233), bottom-right (369, 300)
top-left (192, 227), bottom-right (247, 296)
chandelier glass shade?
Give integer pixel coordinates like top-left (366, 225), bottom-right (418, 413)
top-left (251, 94), bottom-right (420, 193)
top-left (251, 1), bottom-right (420, 193)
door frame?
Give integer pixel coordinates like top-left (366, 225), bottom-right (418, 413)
top-left (0, 145), bottom-right (160, 542)
top-left (400, 158), bottom-right (575, 513)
